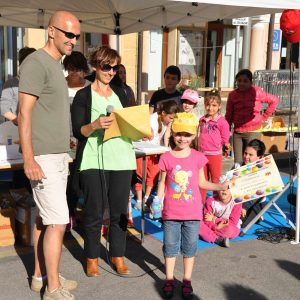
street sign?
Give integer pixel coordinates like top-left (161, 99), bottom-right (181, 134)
top-left (232, 18), bottom-right (249, 26)
top-left (272, 29), bottom-right (281, 52)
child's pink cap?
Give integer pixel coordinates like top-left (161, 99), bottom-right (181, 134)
top-left (181, 89), bottom-right (199, 104)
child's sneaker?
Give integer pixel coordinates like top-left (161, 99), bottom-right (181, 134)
top-left (182, 279), bottom-right (193, 299)
top-left (162, 279), bottom-right (174, 299)
top-left (215, 237), bottom-right (230, 248)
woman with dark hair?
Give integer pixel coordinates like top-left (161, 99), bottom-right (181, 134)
top-left (71, 46), bottom-right (136, 277)
top-left (63, 51), bottom-right (90, 105)
top-left (64, 52), bottom-right (91, 224)
top-left (225, 69), bottom-right (279, 163)
top-left (63, 51), bottom-right (89, 73)
top-left (63, 51), bottom-right (91, 140)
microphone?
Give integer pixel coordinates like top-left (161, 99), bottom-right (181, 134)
top-left (106, 105), bottom-right (114, 116)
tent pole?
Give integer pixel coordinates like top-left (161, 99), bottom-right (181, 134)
top-left (116, 34), bottom-right (120, 52)
top-left (292, 43), bottom-right (300, 244)
top-left (242, 17), bottom-right (252, 69)
top-left (266, 14), bottom-right (275, 69)
top-left (137, 32), bottom-right (143, 105)
top-left (235, 25), bottom-right (241, 75)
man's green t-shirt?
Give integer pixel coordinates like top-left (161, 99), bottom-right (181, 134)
top-left (80, 90), bottom-right (136, 171)
top-left (19, 49), bottom-right (69, 155)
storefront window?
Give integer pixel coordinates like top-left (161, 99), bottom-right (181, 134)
top-left (178, 29), bottom-right (205, 89)
top-left (84, 32), bottom-right (102, 56)
top-left (148, 30), bottom-right (163, 90)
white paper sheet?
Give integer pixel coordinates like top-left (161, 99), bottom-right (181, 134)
top-left (133, 141), bottom-right (170, 155)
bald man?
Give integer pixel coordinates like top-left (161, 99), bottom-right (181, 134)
top-left (18, 11), bottom-right (80, 300)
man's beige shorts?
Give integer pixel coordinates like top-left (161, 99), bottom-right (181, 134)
top-left (30, 153), bottom-right (70, 225)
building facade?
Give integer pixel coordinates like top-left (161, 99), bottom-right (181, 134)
top-left (0, 13), bottom-right (297, 104)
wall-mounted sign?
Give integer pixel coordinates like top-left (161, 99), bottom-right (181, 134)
top-left (232, 18), bottom-right (249, 26)
top-left (273, 29), bottom-right (281, 52)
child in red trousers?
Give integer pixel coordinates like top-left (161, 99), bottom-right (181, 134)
top-left (198, 89), bottom-right (231, 202)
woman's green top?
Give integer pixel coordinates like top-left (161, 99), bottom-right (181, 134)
top-left (80, 90), bottom-right (136, 171)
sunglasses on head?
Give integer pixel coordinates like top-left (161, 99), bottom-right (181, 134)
top-left (100, 63), bottom-right (120, 72)
top-left (53, 26), bottom-right (80, 40)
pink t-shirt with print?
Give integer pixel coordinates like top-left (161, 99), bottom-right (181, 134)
top-left (159, 149), bottom-right (208, 220)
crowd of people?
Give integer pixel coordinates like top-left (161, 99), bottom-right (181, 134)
top-left (0, 10), bottom-right (280, 300)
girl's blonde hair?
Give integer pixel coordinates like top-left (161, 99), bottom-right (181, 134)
top-left (204, 88), bottom-right (221, 106)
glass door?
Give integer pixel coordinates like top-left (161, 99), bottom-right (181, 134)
top-left (221, 28), bottom-right (243, 88)
top-left (178, 28), bottom-right (205, 79)
top-left (206, 22), bottom-right (243, 88)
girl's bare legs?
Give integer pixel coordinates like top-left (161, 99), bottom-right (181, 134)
top-left (135, 186), bottom-right (151, 210)
top-left (136, 189), bottom-right (142, 202)
top-left (144, 186), bottom-right (152, 198)
top-left (136, 186), bottom-right (152, 201)
top-left (183, 256), bottom-right (195, 280)
top-left (165, 256), bottom-right (176, 279)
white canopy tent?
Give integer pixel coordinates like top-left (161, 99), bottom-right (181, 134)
top-left (0, 1), bottom-right (298, 34)
top-left (0, 0), bottom-right (300, 243)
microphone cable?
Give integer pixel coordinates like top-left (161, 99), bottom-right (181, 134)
top-left (97, 105), bottom-right (164, 278)
top-left (255, 226), bottom-right (294, 244)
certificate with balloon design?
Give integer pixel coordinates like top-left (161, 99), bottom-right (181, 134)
top-left (225, 155), bottom-right (284, 204)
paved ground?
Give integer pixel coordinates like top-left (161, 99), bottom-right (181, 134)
top-left (0, 227), bottom-right (299, 300)
top-left (0, 153), bottom-right (299, 300)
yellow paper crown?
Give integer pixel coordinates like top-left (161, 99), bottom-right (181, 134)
top-left (171, 112), bottom-right (199, 134)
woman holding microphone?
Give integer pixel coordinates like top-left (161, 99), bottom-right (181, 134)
top-left (71, 46), bottom-right (136, 277)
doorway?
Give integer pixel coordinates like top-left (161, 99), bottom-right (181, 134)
top-left (206, 22), bottom-right (243, 88)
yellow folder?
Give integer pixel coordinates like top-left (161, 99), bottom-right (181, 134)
top-left (103, 104), bottom-right (152, 141)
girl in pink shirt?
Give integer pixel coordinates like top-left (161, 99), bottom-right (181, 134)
top-left (156, 112), bottom-right (228, 299)
top-left (198, 89), bottom-right (230, 202)
top-left (225, 69), bottom-right (279, 163)
top-left (199, 176), bottom-right (242, 247)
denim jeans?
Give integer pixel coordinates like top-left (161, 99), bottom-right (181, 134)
top-left (163, 220), bottom-right (200, 258)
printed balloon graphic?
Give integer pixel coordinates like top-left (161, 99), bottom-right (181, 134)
top-left (234, 197), bottom-right (243, 203)
top-left (256, 189), bottom-right (264, 196)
